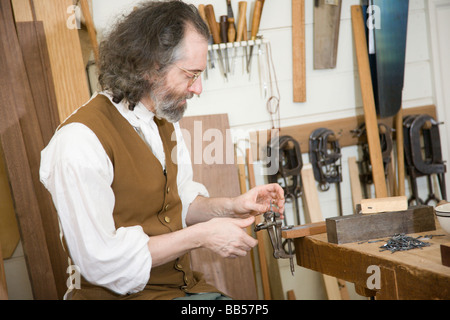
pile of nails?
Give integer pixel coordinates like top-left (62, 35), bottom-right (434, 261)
top-left (379, 233), bottom-right (431, 253)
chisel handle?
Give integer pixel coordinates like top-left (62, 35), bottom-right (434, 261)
top-left (198, 4), bottom-right (208, 30)
top-left (236, 1), bottom-right (247, 42)
top-left (220, 15), bottom-right (228, 43)
top-left (250, 0), bottom-right (263, 40)
top-left (205, 5), bottom-right (222, 44)
top-left (228, 18), bottom-right (236, 42)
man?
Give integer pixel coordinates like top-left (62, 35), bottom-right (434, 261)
top-left (40, 0), bottom-right (284, 300)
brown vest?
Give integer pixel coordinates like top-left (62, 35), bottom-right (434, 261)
top-left (60, 94), bottom-right (217, 299)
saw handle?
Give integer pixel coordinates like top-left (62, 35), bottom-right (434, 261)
top-left (205, 5), bottom-right (221, 44)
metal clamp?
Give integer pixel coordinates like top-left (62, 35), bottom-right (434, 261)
top-left (254, 206), bottom-right (295, 275)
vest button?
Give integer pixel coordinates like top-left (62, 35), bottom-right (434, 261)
top-left (164, 204), bottom-right (170, 211)
top-left (176, 263), bottom-right (183, 269)
top-left (167, 186), bottom-right (170, 193)
top-left (164, 216), bottom-right (171, 223)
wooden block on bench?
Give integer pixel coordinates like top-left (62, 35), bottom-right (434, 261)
top-left (326, 205), bottom-right (436, 244)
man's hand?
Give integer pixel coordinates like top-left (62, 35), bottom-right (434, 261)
top-left (197, 216), bottom-right (258, 258)
top-left (231, 183), bottom-right (285, 219)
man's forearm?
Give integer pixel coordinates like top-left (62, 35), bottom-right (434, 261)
top-left (185, 196), bottom-right (236, 226)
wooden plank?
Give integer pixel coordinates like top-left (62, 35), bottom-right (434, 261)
top-left (0, 244), bottom-right (7, 300)
top-left (0, 0), bottom-right (58, 299)
top-left (292, 0), bottom-right (306, 102)
top-left (0, 142), bottom-right (20, 259)
top-left (326, 205), bottom-right (436, 244)
top-left (31, 0), bottom-right (90, 122)
top-left (282, 221), bottom-right (327, 239)
top-left (16, 21), bottom-right (60, 144)
top-left (300, 164), bottom-right (344, 300)
top-left (15, 21), bottom-right (69, 299)
top-left (351, 5), bottom-right (387, 198)
top-left (360, 196), bottom-right (407, 214)
top-left (179, 114), bottom-right (257, 300)
top-left (246, 148), bottom-right (272, 300)
top-left (313, 0), bottom-right (342, 69)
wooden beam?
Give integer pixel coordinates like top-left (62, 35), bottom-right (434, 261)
top-left (326, 205), bottom-right (436, 244)
top-left (292, 0), bottom-right (306, 102)
top-left (351, 5), bottom-right (387, 198)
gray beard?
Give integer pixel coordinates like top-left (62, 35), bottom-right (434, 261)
top-left (150, 82), bottom-right (193, 123)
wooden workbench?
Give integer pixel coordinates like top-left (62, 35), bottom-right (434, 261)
top-left (292, 225), bottom-right (450, 300)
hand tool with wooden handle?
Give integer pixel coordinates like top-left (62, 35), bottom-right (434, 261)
top-left (198, 4), bottom-right (215, 72)
top-left (205, 4), bottom-right (228, 80)
top-left (236, 1), bottom-right (248, 73)
top-left (220, 15), bottom-right (230, 72)
top-left (247, 0), bottom-right (264, 73)
top-left (226, 0), bottom-right (236, 41)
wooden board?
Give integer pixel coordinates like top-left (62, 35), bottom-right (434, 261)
top-left (292, 0), bottom-right (306, 102)
top-left (313, 0), bottom-right (342, 69)
top-left (0, 142), bottom-right (20, 259)
top-left (351, 5), bottom-right (387, 198)
top-left (179, 114), bottom-right (258, 300)
top-left (348, 156), bottom-right (363, 214)
top-left (360, 196), bottom-right (407, 214)
top-left (15, 21), bottom-right (69, 299)
top-left (282, 221), bottom-right (327, 239)
top-left (326, 205), bottom-right (436, 244)
top-left (0, 245), bottom-right (7, 300)
top-left (300, 164), bottom-right (345, 300)
top-left (30, 0), bottom-right (90, 122)
top-left (0, 0), bottom-right (58, 299)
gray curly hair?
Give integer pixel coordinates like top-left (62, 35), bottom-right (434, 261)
top-left (97, 0), bottom-right (210, 110)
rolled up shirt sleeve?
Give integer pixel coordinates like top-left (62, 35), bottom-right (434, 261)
top-left (173, 123), bottom-right (209, 228)
top-left (40, 123), bottom-right (152, 295)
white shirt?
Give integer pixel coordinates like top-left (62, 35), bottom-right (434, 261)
top-left (39, 92), bottom-right (209, 295)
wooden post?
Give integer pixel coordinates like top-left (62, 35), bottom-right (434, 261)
top-left (351, 5), bottom-right (387, 198)
top-left (292, 0), bottom-right (306, 102)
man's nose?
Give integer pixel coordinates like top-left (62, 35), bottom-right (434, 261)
top-left (188, 76), bottom-right (203, 96)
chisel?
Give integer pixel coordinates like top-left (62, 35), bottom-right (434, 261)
top-left (247, 0), bottom-right (264, 73)
top-left (236, 1), bottom-right (248, 73)
top-left (198, 4), bottom-right (215, 75)
top-left (226, 0), bottom-right (236, 40)
top-left (205, 4), bottom-right (228, 80)
top-left (220, 15), bottom-right (230, 73)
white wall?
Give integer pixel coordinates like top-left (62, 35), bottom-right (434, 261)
top-left (87, 0), bottom-right (446, 300)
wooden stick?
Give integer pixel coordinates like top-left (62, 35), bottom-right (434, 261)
top-left (301, 164), bottom-right (345, 300)
top-left (396, 108), bottom-right (406, 196)
top-left (351, 5), bottom-right (387, 198)
top-left (246, 149), bottom-right (271, 300)
top-left (348, 156), bottom-right (363, 213)
top-left (80, 0), bottom-right (99, 63)
top-left (292, 0), bottom-right (306, 102)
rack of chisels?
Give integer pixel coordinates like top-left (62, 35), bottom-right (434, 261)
top-left (198, 1), bottom-right (266, 80)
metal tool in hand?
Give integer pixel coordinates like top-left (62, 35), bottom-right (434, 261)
top-left (254, 205), bottom-right (295, 275)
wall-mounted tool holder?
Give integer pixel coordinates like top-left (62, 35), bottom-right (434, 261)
top-left (205, 38), bottom-right (269, 80)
